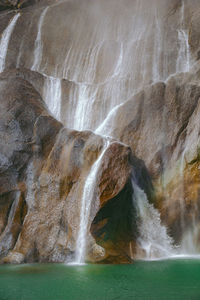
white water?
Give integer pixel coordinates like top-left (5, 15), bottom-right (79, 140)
top-left (176, 29), bottom-right (190, 73)
top-left (181, 221), bottom-right (200, 255)
top-left (0, 13), bottom-right (20, 73)
top-left (95, 101), bottom-right (124, 136)
top-left (8, 0), bottom-right (188, 135)
top-left (132, 180), bottom-right (174, 260)
top-left (70, 84), bottom-right (98, 131)
top-left (43, 76), bottom-right (62, 121)
top-left (179, 150), bottom-right (186, 238)
top-left (152, 9), bottom-right (162, 82)
top-left (176, 1), bottom-right (190, 73)
top-left (31, 7), bottom-right (49, 71)
top-left (179, 150), bottom-right (200, 254)
top-left (181, 218), bottom-right (200, 255)
top-left (35, 0), bottom-right (174, 133)
top-left (74, 141), bottom-right (109, 264)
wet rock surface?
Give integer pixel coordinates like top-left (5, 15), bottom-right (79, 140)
top-left (0, 72), bottom-right (136, 263)
top-left (0, 0), bottom-right (200, 263)
top-left (0, 0), bottom-right (47, 10)
top-left (101, 65), bottom-right (200, 245)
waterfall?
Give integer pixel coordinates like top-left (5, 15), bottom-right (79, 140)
top-left (132, 180), bottom-right (174, 260)
top-left (25, 161), bottom-right (36, 210)
top-left (179, 151), bottom-right (200, 255)
top-left (31, 7), bottom-right (49, 71)
top-left (70, 84), bottom-right (98, 131)
top-left (176, 0), bottom-right (190, 73)
top-left (176, 30), bottom-right (190, 73)
top-left (74, 140), bottom-right (110, 264)
top-left (0, 13), bottom-right (20, 73)
top-left (179, 151), bottom-right (186, 238)
top-left (0, 0), bottom-right (197, 263)
top-left (181, 220), bottom-right (200, 255)
top-left (152, 9), bottom-right (162, 82)
top-left (42, 0), bottom-right (173, 132)
top-left (43, 76), bottom-right (62, 121)
top-left (7, 0), bottom-right (181, 135)
top-left (95, 102), bottom-right (124, 137)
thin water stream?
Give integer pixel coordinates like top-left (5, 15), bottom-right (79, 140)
top-left (43, 75), bottom-right (62, 121)
top-left (31, 7), bottom-right (49, 71)
top-left (74, 140), bottom-right (110, 264)
top-left (0, 13), bottom-right (20, 72)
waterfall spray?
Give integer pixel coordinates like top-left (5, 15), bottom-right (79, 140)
top-left (43, 76), bottom-right (62, 121)
top-left (74, 141), bottom-right (110, 264)
top-left (132, 180), bottom-right (174, 260)
top-left (0, 13), bottom-right (20, 73)
top-left (152, 9), bottom-right (162, 82)
top-left (179, 150), bottom-right (200, 254)
top-left (176, 0), bottom-right (190, 73)
top-left (31, 7), bottom-right (49, 71)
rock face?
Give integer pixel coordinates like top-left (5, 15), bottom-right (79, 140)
top-left (98, 64), bottom-right (200, 246)
top-left (1, 0), bottom-right (198, 131)
top-left (189, 6), bottom-right (200, 60)
top-left (0, 0), bottom-right (200, 263)
top-left (0, 72), bottom-right (142, 263)
top-left (0, 0), bottom-right (43, 10)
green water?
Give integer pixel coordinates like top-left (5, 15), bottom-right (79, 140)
top-left (0, 259), bottom-right (200, 300)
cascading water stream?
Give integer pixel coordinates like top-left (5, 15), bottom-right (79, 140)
top-left (31, 7), bottom-right (49, 72)
top-left (132, 180), bottom-right (174, 260)
top-left (43, 75), bottom-right (62, 121)
top-left (95, 101), bottom-right (124, 137)
top-left (176, 0), bottom-right (190, 73)
top-left (179, 150), bottom-right (186, 239)
top-left (176, 30), bottom-right (190, 73)
top-left (152, 9), bottom-right (162, 82)
top-left (71, 84), bottom-right (98, 131)
top-left (0, 13), bottom-right (20, 73)
top-left (179, 150), bottom-right (200, 255)
top-left (23, 0), bottom-right (185, 135)
top-left (35, 0), bottom-right (175, 132)
top-left (69, 0), bottom-right (186, 261)
top-left (74, 140), bottom-right (110, 264)
top-left (181, 217), bottom-right (200, 255)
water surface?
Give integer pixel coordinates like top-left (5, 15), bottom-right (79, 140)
top-left (0, 259), bottom-right (200, 300)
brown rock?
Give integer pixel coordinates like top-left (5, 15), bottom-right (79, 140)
top-left (0, 72), bottom-right (137, 264)
top-left (100, 65), bottom-right (200, 244)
